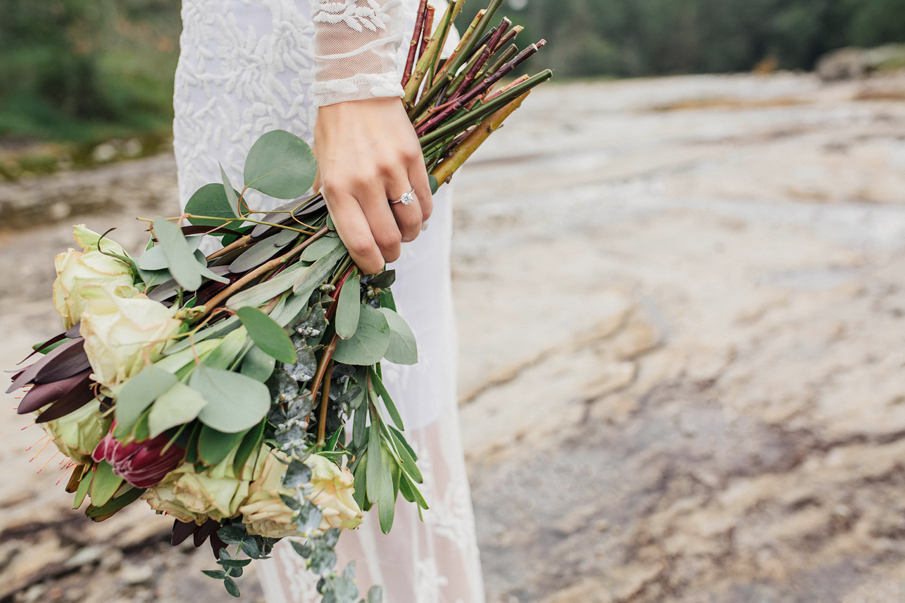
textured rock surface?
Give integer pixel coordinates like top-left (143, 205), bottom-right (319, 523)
top-left (2, 71), bottom-right (905, 602)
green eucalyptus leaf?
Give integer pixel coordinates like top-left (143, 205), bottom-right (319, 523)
top-left (198, 263), bottom-right (230, 284)
top-left (219, 558), bottom-right (252, 568)
top-left (367, 270), bottom-right (395, 289)
top-left (274, 228), bottom-right (299, 247)
top-left (184, 423), bottom-right (202, 464)
top-left (291, 243), bottom-right (347, 296)
top-left (138, 236), bottom-right (203, 271)
top-left (201, 327), bottom-right (249, 371)
top-left (148, 381), bottom-right (208, 438)
top-left (271, 292), bottom-right (311, 328)
top-left (226, 263), bottom-right (306, 311)
top-left (244, 130), bottom-right (317, 199)
top-left (153, 217), bottom-right (203, 291)
top-left (377, 308), bottom-right (417, 365)
top-left (367, 585), bottom-right (383, 603)
top-left (335, 274), bottom-right (361, 340)
top-left (300, 235), bottom-right (343, 262)
top-left (198, 425), bottom-right (248, 466)
top-left (114, 366), bottom-right (178, 438)
top-left (186, 183), bottom-right (241, 227)
top-left (137, 245), bottom-right (168, 271)
top-left (236, 307), bottom-right (297, 364)
top-left (224, 576), bottom-right (241, 598)
top-left (429, 175), bottom-right (439, 194)
top-left (241, 344), bottom-right (277, 382)
top-left (228, 232), bottom-right (283, 273)
top-left (234, 420), bottom-right (266, 476)
top-left (220, 163), bottom-right (241, 218)
top-left (137, 266), bottom-right (172, 289)
top-left (164, 316), bottom-right (241, 356)
top-left (290, 540), bottom-right (311, 558)
top-left (154, 339), bottom-right (220, 376)
top-left (378, 289), bottom-right (396, 312)
top-left (192, 365), bottom-right (271, 433)
top-left (332, 305), bottom-right (391, 366)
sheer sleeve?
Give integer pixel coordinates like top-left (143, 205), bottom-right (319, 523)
top-left (310, 0), bottom-right (406, 107)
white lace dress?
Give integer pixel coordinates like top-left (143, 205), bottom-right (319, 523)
top-left (173, 2), bottom-right (484, 602)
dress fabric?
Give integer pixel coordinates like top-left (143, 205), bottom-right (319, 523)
top-left (173, 2), bottom-right (484, 602)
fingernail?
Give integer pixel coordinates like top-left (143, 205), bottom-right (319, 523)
top-left (402, 236), bottom-right (413, 243)
top-left (421, 220), bottom-right (430, 232)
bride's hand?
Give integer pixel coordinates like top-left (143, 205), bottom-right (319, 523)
top-left (313, 97), bottom-right (433, 275)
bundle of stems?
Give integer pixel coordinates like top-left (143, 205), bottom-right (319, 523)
top-left (403, 0), bottom-right (552, 185)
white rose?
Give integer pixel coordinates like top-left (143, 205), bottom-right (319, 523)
top-left (240, 450), bottom-right (300, 538)
top-left (306, 453), bottom-right (364, 531)
top-left (72, 224), bottom-right (129, 256)
top-left (52, 225), bottom-right (137, 330)
top-left (240, 451), bottom-right (363, 539)
top-left (80, 286), bottom-right (182, 389)
top-left (143, 444), bottom-right (263, 525)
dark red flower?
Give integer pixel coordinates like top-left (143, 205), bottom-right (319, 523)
top-left (92, 428), bottom-right (185, 488)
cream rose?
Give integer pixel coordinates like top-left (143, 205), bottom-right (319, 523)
top-left (79, 286), bottom-right (182, 389)
top-left (240, 450), bottom-right (299, 538)
top-left (143, 445), bottom-right (263, 525)
top-left (52, 225), bottom-right (137, 330)
top-left (240, 451), bottom-right (363, 538)
top-left (39, 399), bottom-right (111, 465)
top-left (72, 224), bottom-right (129, 255)
top-left (307, 453), bottom-right (364, 531)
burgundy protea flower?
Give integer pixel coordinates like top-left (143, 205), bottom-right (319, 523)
top-left (92, 427), bottom-right (185, 488)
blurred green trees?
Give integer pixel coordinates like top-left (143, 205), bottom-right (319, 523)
top-left (465, 0), bottom-right (905, 78)
top-left (2, 0), bottom-right (905, 144)
top-left (0, 0), bottom-right (180, 142)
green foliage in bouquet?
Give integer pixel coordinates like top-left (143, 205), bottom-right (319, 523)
top-left (9, 1), bottom-right (550, 600)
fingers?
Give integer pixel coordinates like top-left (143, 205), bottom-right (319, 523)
top-left (357, 182), bottom-right (403, 267)
top-left (322, 188), bottom-right (385, 275)
top-left (407, 158), bottom-right (434, 225)
top-left (386, 171), bottom-right (423, 243)
top-left (311, 139), bottom-right (321, 193)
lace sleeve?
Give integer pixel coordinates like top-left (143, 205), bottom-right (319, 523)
top-left (310, 0), bottom-right (407, 107)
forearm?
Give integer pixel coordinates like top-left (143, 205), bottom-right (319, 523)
top-left (310, 0), bottom-right (406, 108)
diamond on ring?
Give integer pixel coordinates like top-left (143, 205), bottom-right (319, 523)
top-left (390, 190), bottom-right (416, 206)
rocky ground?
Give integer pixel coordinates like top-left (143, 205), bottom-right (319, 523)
top-left (2, 71), bottom-right (905, 603)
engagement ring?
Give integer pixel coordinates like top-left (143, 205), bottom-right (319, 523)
top-left (390, 189), bottom-right (416, 206)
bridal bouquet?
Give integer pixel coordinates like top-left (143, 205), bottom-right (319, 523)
top-left (9, 0), bottom-right (549, 600)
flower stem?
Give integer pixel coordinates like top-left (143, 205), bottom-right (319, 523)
top-left (401, 0), bottom-right (428, 88)
top-left (310, 334), bottom-right (338, 440)
top-left (206, 235), bottom-right (253, 261)
top-left (317, 359), bottom-right (335, 445)
top-left (419, 68), bottom-right (551, 148)
top-left (195, 226), bottom-right (329, 320)
top-left (430, 90), bottom-right (531, 186)
top-left (403, 0), bottom-right (458, 106)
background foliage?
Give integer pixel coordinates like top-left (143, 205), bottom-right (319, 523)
top-left (2, 0), bottom-right (905, 143)
top-left (0, 0), bottom-right (181, 143)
